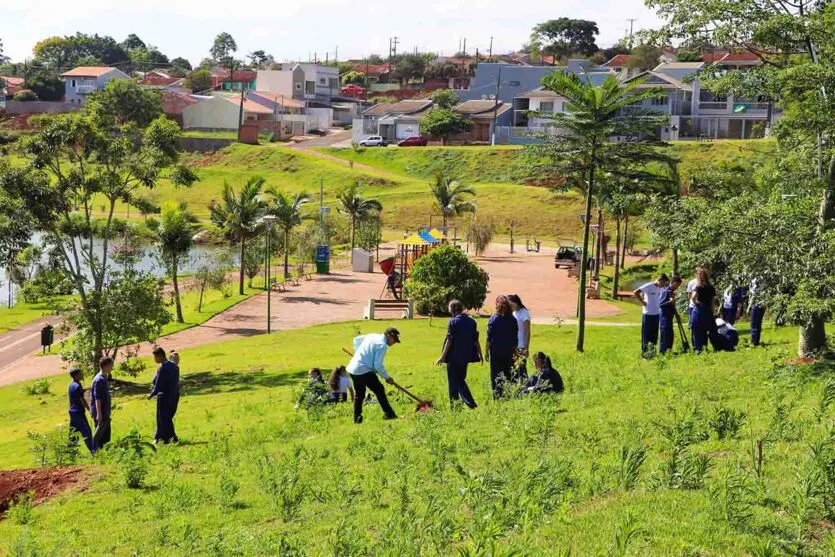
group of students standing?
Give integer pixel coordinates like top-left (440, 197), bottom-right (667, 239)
top-left (634, 267), bottom-right (766, 355)
top-left (67, 347), bottom-right (182, 453)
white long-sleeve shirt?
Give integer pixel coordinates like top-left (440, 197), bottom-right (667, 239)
top-left (347, 334), bottom-right (390, 379)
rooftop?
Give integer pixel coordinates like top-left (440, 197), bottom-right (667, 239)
top-left (249, 92), bottom-right (306, 109)
top-left (603, 54), bottom-right (633, 67)
top-left (61, 66), bottom-right (120, 78)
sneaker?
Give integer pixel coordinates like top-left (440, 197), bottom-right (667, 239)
top-left (354, 415), bottom-right (363, 424)
top-left (383, 414), bottom-right (398, 420)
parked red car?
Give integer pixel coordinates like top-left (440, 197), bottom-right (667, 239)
top-left (397, 136), bottom-right (428, 147)
top-left (340, 84), bottom-right (366, 97)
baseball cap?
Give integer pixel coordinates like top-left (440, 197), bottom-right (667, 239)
top-left (384, 327), bottom-right (401, 343)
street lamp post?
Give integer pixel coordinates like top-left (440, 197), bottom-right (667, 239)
top-left (261, 215), bottom-right (278, 333)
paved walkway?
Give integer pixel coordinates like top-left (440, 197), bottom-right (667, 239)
top-left (0, 318), bottom-right (62, 375)
top-left (0, 245), bottom-right (627, 387)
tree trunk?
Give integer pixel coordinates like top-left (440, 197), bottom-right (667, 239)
top-left (283, 227), bottom-right (290, 278)
top-left (621, 214), bottom-right (629, 270)
top-left (198, 285), bottom-right (205, 313)
top-left (172, 255), bottom-right (184, 323)
top-left (672, 248), bottom-right (679, 276)
top-left (612, 216), bottom-right (622, 299)
top-left (799, 322), bottom-right (826, 357)
top-left (239, 238), bottom-right (246, 295)
top-left (350, 217), bottom-right (356, 264)
top-left (577, 162), bottom-right (596, 353)
top-left (594, 207), bottom-right (603, 280)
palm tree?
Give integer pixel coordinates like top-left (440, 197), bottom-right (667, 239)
top-left (429, 174), bottom-right (476, 228)
top-left (266, 188), bottom-right (312, 278)
top-left (156, 202), bottom-right (194, 323)
top-left (526, 73), bottom-right (674, 352)
top-left (337, 182), bottom-right (382, 263)
top-left (210, 177), bottom-right (266, 295)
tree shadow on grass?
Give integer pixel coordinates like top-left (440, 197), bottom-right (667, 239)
top-left (179, 369), bottom-right (301, 396)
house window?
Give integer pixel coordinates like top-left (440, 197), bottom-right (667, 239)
top-left (508, 80), bottom-right (520, 86)
top-left (295, 83), bottom-right (302, 90)
top-left (539, 101), bottom-right (554, 113)
top-left (651, 96), bottom-right (669, 106)
top-left (319, 77), bottom-right (326, 85)
top-left (71, 79), bottom-right (76, 88)
top-left (305, 81), bottom-right (315, 94)
top-left (329, 78), bottom-right (339, 88)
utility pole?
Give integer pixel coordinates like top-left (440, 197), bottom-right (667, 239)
top-left (489, 37), bottom-right (494, 62)
top-left (627, 18), bottom-right (637, 48)
top-left (335, 46), bottom-right (338, 64)
top-left (462, 38), bottom-right (467, 56)
top-left (237, 88), bottom-right (244, 141)
top-left (490, 64), bottom-right (502, 146)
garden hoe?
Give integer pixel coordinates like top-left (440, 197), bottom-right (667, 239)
top-left (674, 311), bottom-right (690, 353)
top-left (342, 348), bottom-right (434, 412)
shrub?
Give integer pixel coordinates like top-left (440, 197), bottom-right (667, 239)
top-left (23, 378), bottom-right (51, 396)
top-left (12, 89), bottom-right (38, 101)
top-left (708, 406), bottom-right (746, 440)
top-left (467, 220), bottom-right (495, 256)
top-left (404, 244), bottom-right (489, 314)
top-left (122, 454), bottom-right (149, 489)
top-left (6, 491), bottom-right (35, 525)
top-left (26, 426), bottom-right (82, 468)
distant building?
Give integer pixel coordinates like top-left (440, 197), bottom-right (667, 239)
top-left (60, 66), bottom-right (131, 104)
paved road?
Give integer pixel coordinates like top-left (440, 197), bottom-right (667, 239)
top-left (0, 317), bottom-right (62, 377)
top-left (291, 129), bottom-right (352, 148)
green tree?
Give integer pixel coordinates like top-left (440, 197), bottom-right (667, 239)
top-left (405, 244), bottom-right (489, 314)
top-left (429, 88), bottom-right (459, 109)
top-left (429, 174), bottom-right (476, 227)
top-left (337, 182), bottom-right (382, 262)
top-left (419, 108), bottom-right (473, 144)
top-left (646, 0), bottom-right (835, 355)
top-left (367, 54), bottom-right (385, 65)
top-left (155, 202), bottom-right (194, 323)
top-left (85, 80), bottom-right (163, 127)
top-left (627, 44), bottom-right (662, 72)
top-left (0, 113), bottom-right (196, 369)
top-left (121, 33), bottom-right (146, 51)
top-left (170, 57), bottom-right (193, 72)
top-left (194, 252), bottom-right (231, 312)
top-left (32, 36), bottom-right (74, 70)
top-left (0, 37), bottom-right (9, 65)
top-left (248, 50), bottom-right (272, 68)
top-left (210, 177), bottom-right (266, 295)
top-left (392, 53), bottom-right (427, 86)
top-left (265, 189), bottom-right (312, 278)
top-left (342, 71), bottom-right (365, 85)
top-left (24, 74), bottom-right (64, 102)
top-left (210, 32), bottom-right (238, 80)
top-left (185, 69), bottom-right (213, 93)
top-left (530, 18), bottom-right (600, 63)
top-left (524, 73), bottom-right (673, 352)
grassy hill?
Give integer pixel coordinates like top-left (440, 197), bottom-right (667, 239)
top-left (1, 319), bottom-right (833, 555)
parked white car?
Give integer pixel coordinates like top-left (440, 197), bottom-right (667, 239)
top-left (359, 136), bottom-right (387, 147)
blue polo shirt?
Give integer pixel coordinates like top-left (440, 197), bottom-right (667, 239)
top-left (487, 313), bottom-right (518, 359)
top-left (660, 286), bottom-right (676, 315)
top-left (150, 360), bottom-right (180, 398)
top-left (68, 381), bottom-right (85, 414)
top-left (90, 372), bottom-right (111, 421)
top-left (446, 313), bottom-right (479, 365)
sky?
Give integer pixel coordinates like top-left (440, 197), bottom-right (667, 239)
top-left (0, 0), bottom-right (662, 66)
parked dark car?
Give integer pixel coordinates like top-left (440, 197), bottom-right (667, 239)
top-left (554, 246), bottom-right (582, 269)
top-left (397, 136), bottom-right (428, 147)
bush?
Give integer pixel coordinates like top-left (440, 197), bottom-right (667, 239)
top-left (12, 89), bottom-right (38, 101)
top-left (26, 426), bottom-right (82, 468)
top-left (23, 378), bottom-right (51, 396)
top-left (405, 244), bottom-right (489, 314)
top-left (5, 491), bottom-right (35, 525)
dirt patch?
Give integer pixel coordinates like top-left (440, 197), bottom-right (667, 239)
top-left (0, 466), bottom-right (87, 515)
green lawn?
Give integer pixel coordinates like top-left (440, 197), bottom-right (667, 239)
top-left (0, 297), bottom-right (68, 334)
top-left (158, 283), bottom-right (261, 336)
top-left (1, 319), bottom-right (833, 555)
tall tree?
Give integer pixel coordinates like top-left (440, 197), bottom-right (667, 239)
top-left (524, 73), bottom-right (673, 352)
top-left (32, 37), bottom-right (74, 70)
top-left (170, 57), bottom-right (193, 72)
top-left (265, 189), bottom-right (311, 278)
top-left (155, 203), bottom-right (194, 323)
top-left (429, 174), bottom-right (476, 227)
top-left (530, 18), bottom-right (600, 63)
top-left (337, 182), bottom-right (382, 262)
top-left (429, 88), bottom-right (459, 109)
top-left (210, 32), bottom-right (238, 81)
top-left (121, 33), bottom-right (146, 51)
top-left (248, 50), bottom-right (271, 68)
top-left (210, 177), bottom-right (266, 295)
top-left (185, 69), bottom-right (213, 93)
top-left (0, 37), bottom-right (9, 65)
top-left (0, 112), bottom-right (196, 369)
top-left (420, 108), bottom-right (473, 144)
top-left (84, 79), bottom-right (162, 127)
top-left (646, 0), bottom-right (835, 355)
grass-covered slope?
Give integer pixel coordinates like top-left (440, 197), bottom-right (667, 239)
top-left (1, 319), bottom-right (832, 555)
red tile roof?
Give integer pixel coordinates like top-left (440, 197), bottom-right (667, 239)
top-left (222, 96), bottom-right (273, 114)
top-left (350, 63), bottom-right (390, 76)
top-left (701, 51), bottom-right (761, 64)
top-left (61, 66), bottom-right (120, 78)
top-left (211, 69), bottom-right (257, 82)
top-left (603, 54), bottom-right (633, 67)
top-left (138, 76), bottom-right (183, 86)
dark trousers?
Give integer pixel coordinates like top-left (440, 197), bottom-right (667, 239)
top-left (350, 373), bottom-right (396, 423)
top-left (490, 354), bottom-right (515, 398)
top-left (659, 309), bottom-right (675, 354)
top-left (446, 362), bottom-right (477, 409)
top-left (750, 305), bottom-right (765, 346)
top-left (154, 394), bottom-right (179, 443)
top-left (93, 417), bottom-right (111, 451)
top-left (690, 306), bottom-right (714, 353)
top-left (69, 412), bottom-right (93, 454)
top-left (642, 314), bottom-right (660, 354)
top-left (721, 307), bottom-right (737, 325)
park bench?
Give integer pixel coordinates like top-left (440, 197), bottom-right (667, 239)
top-left (271, 277), bottom-right (287, 292)
top-left (586, 279), bottom-right (601, 300)
top-left (567, 262), bottom-right (580, 278)
top-left (364, 298), bottom-right (414, 320)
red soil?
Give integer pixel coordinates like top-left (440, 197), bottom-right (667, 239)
top-left (0, 466), bottom-right (87, 515)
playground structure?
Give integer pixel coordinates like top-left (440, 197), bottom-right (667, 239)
top-left (377, 228), bottom-right (447, 301)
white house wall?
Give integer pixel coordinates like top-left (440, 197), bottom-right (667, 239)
top-left (182, 97), bottom-right (239, 130)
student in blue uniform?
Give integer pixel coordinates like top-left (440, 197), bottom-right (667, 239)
top-left (148, 347), bottom-right (180, 444)
top-left (749, 279), bottom-right (765, 346)
top-left (712, 318), bottom-right (739, 351)
top-left (67, 368), bottom-right (93, 454)
top-left (659, 275), bottom-right (683, 354)
top-left (689, 268), bottom-right (717, 353)
top-left (634, 274), bottom-right (670, 355)
top-left (436, 299), bottom-right (482, 409)
top-left (519, 352), bottom-right (564, 395)
top-left (91, 357), bottom-right (114, 451)
top-left (486, 295), bottom-right (519, 398)
top-left (721, 286), bottom-right (744, 325)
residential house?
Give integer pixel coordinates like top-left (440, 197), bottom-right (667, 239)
top-left (354, 99), bottom-right (433, 142)
top-left (60, 66), bottom-right (131, 104)
top-left (246, 91), bottom-right (330, 135)
top-left (347, 62), bottom-right (392, 84)
top-left (450, 100), bottom-right (512, 143)
top-left (210, 69), bottom-right (258, 92)
top-left (280, 63), bottom-right (340, 101)
top-left (512, 87), bottom-right (567, 129)
top-left (1, 76), bottom-right (24, 105)
top-left (181, 94), bottom-right (272, 131)
top-left (602, 54), bottom-right (633, 78)
top-left (160, 91), bottom-right (200, 127)
top-left (255, 66), bottom-right (307, 101)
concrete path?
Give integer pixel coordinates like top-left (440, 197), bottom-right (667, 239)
top-left (0, 317), bottom-right (62, 375)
